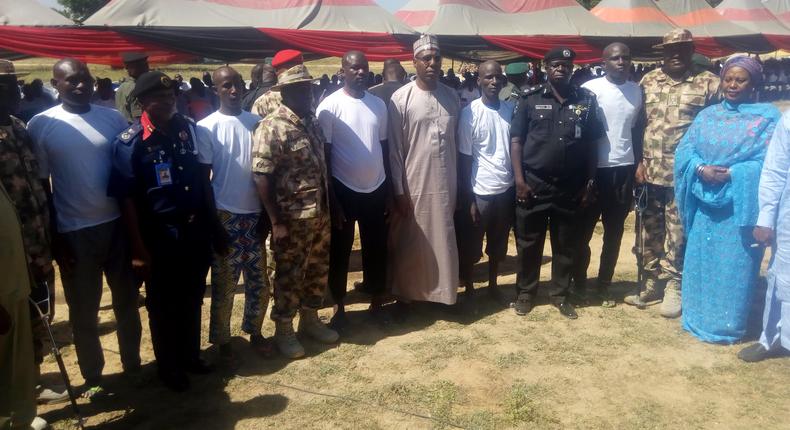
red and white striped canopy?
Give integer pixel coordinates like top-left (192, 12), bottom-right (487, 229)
top-left (395, 0), bottom-right (439, 33)
top-left (765, 0), bottom-right (790, 27)
top-left (716, 0), bottom-right (790, 49)
top-left (591, 0), bottom-right (676, 37)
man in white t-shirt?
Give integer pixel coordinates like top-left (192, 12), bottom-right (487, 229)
top-left (198, 66), bottom-right (272, 364)
top-left (28, 58), bottom-right (141, 398)
top-left (457, 60), bottom-right (515, 303)
top-left (316, 51), bottom-right (389, 329)
top-left (573, 43), bottom-right (645, 307)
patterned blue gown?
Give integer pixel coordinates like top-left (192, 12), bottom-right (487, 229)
top-left (675, 101), bottom-right (780, 344)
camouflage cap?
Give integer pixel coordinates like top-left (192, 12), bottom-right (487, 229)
top-left (272, 64), bottom-right (315, 90)
top-left (654, 28), bottom-right (693, 49)
top-left (0, 59), bottom-right (27, 77)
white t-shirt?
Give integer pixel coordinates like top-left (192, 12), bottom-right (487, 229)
top-left (197, 110), bottom-right (262, 214)
top-left (28, 104), bottom-right (127, 233)
top-left (582, 77), bottom-right (642, 168)
top-left (316, 89), bottom-right (387, 193)
top-left (458, 98), bottom-right (515, 195)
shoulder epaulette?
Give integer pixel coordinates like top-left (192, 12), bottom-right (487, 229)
top-left (118, 123), bottom-right (143, 145)
top-left (520, 84), bottom-right (544, 97)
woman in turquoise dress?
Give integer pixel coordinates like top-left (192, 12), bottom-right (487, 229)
top-left (675, 56), bottom-right (781, 344)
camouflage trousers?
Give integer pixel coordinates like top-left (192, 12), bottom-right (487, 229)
top-left (640, 184), bottom-right (684, 291)
top-left (270, 215), bottom-right (331, 322)
top-left (209, 211), bottom-right (271, 345)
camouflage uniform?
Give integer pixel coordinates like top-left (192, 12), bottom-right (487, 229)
top-left (252, 89), bottom-right (283, 119)
top-left (639, 68), bottom-right (719, 291)
top-left (252, 104), bottom-right (330, 321)
top-left (115, 78), bottom-right (141, 123)
top-left (0, 116), bottom-right (53, 364)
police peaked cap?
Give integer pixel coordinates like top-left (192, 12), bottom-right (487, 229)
top-left (544, 47), bottom-right (576, 62)
top-left (131, 71), bottom-right (175, 99)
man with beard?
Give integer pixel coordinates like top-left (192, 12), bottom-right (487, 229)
top-left (109, 71), bottom-right (224, 391)
top-left (29, 58), bottom-right (141, 399)
top-left (316, 51), bottom-right (389, 330)
top-left (198, 67), bottom-right (272, 365)
top-left (623, 29), bottom-right (719, 318)
top-left (509, 47), bottom-right (604, 319)
top-left (388, 34), bottom-right (461, 308)
top-left (573, 42), bottom-right (645, 307)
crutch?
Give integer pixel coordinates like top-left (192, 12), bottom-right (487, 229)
top-left (28, 282), bottom-right (85, 430)
top-left (631, 185), bottom-right (648, 310)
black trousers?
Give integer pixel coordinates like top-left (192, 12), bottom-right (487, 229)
top-left (514, 190), bottom-right (579, 304)
top-left (328, 179), bottom-right (388, 304)
top-left (573, 165), bottom-right (635, 290)
top-left (145, 226), bottom-right (211, 376)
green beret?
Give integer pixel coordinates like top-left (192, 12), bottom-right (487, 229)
top-left (505, 62), bottom-right (528, 75)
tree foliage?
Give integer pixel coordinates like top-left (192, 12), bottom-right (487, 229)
top-left (56, 0), bottom-right (109, 23)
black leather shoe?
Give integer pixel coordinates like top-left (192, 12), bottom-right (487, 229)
top-left (737, 343), bottom-right (786, 363)
top-left (555, 301), bottom-right (578, 319)
top-left (185, 359), bottom-right (214, 375)
top-left (513, 299), bottom-right (532, 316)
top-left (160, 371), bottom-right (190, 392)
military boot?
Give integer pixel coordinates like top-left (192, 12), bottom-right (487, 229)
top-left (298, 308), bottom-right (340, 344)
top-left (660, 280), bottom-right (682, 319)
top-left (274, 319), bottom-right (305, 359)
top-left (623, 278), bottom-right (663, 307)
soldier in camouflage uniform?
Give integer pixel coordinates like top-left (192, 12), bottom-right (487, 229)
top-left (115, 52), bottom-right (149, 123)
top-left (252, 63), bottom-right (338, 359)
top-left (624, 29), bottom-right (720, 318)
top-left (251, 50), bottom-right (304, 119)
top-left (499, 62), bottom-right (529, 103)
top-left (0, 60), bottom-right (68, 407)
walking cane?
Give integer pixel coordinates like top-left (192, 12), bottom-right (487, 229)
top-left (28, 282), bottom-right (85, 430)
top-left (632, 185), bottom-right (648, 310)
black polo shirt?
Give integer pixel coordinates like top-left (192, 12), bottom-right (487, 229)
top-left (510, 83), bottom-right (603, 191)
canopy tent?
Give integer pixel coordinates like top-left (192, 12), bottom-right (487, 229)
top-left (394, 0), bottom-right (439, 34)
top-left (84, 0), bottom-right (417, 62)
top-left (421, 0), bottom-right (631, 62)
top-left (765, 0), bottom-right (790, 26)
top-left (655, 0), bottom-right (777, 54)
top-left (0, 0), bottom-right (191, 65)
top-left (715, 0), bottom-right (790, 49)
top-left (590, 0), bottom-right (681, 57)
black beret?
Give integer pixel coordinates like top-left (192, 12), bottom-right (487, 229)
top-left (544, 47), bottom-right (576, 62)
top-left (131, 71), bottom-right (174, 99)
top-left (120, 52), bottom-right (149, 63)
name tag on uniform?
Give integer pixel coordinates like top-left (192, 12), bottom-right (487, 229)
top-left (155, 163), bottom-right (173, 186)
top-left (536, 105), bottom-right (552, 110)
top-left (575, 124), bottom-right (582, 139)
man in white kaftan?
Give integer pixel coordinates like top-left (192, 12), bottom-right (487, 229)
top-left (387, 35), bottom-right (461, 305)
top-left (740, 110), bottom-right (790, 362)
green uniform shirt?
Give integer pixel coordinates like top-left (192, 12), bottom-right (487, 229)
top-left (115, 78), bottom-right (141, 123)
top-left (0, 181), bottom-right (31, 300)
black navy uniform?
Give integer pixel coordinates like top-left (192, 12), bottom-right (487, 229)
top-left (510, 82), bottom-right (604, 304)
top-left (108, 112), bottom-right (214, 380)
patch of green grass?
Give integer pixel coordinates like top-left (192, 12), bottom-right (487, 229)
top-left (401, 335), bottom-right (479, 370)
top-left (494, 351), bottom-right (529, 369)
top-left (502, 381), bottom-right (559, 427)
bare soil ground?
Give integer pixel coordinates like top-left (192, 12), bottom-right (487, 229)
top-left (38, 214), bottom-right (790, 430)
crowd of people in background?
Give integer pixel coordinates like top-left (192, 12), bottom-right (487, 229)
top-left (3, 27), bottom-right (790, 429)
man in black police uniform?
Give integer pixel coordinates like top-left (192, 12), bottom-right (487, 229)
top-left (108, 71), bottom-right (226, 391)
top-left (509, 47), bottom-right (604, 319)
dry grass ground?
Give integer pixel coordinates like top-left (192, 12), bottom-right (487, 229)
top-left (38, 214), bottom-right (790, 430)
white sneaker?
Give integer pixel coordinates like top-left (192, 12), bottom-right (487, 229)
top-left (30, 416), bottom-right (48, 430)
top-left (37, 385), bottom-right (69, 405)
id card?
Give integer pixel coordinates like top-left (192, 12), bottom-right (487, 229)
top-left (574, 124), bottom-right (582, 139)
top-left (155, 163), bottom-right (173, 186)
